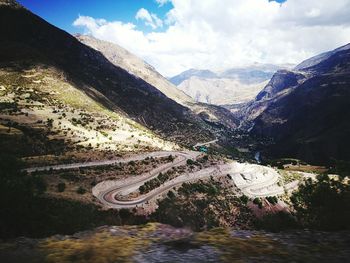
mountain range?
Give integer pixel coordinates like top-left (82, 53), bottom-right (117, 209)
top-left (0, 0), bottom-right (242, 161)
top-left (237, 44), bottom-right (350, 164)
top-left (1, 0), bottom-right (350, 252)
top-left (1, 0), bottom-right (349, 166)
top-left (75, 35), bottom-right (238, 131)
top-left (170, 64), bottom-right (291, 105)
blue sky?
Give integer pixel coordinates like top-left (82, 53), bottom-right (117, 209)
top-left (18, 0), bottom-right (173, 34)
top-left (16, 0), bottom-right (350, 76)
top-left (17, 0), bottom-right (287, 34)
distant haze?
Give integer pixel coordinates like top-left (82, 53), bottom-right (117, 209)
top-left (170, 64), bottom-right (291, 105)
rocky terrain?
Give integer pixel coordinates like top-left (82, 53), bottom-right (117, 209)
top-left (1, 1), bottom-right (350, 262)
top-left (76, 35), bottom-right (238, 132)
top-left (0, 0), bottom-right (220, 151)
top-left (1, 223), bottom-right (350, 263)
top-left (236, 44), bottom-right (350, 164)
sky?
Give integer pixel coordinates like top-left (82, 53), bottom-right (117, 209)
top-left (18, 0), bottom-right (350, 76)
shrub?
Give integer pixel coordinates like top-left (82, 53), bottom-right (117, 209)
top-left (167, 190), bottom-right (175, 199)
top-left (240, 195), bottom-right (249, 204)
top-left (253, 197), bottom-right (263, 209)
top-left (290, 173), bottom-right (350, 230)
top-left (167, 155), bottom-right (175, 162)
top-left (46, 118), bottom-right (54, 128)
top-left (57, 182), bottom-right (66, 192)
top-left (139, 185), bottom-right (146, 194)
top-left (266, 196), bottom-right (278, 205)
top-left (186, 159), bottom-right (195, 165)
top-left (76, 186), bottom-right (86, 195)
top-left (255, 211), bottom-right (298, 232)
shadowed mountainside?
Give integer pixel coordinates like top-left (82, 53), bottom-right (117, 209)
top-left (237, 44), bottom-right (350, 164)
top-left (0, 0), bottom-right (216, 146)
top-left (76, 35), bottom-right (238, 130)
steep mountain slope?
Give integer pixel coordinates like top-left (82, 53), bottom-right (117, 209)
top-left (295, 43), bottom-right (350, 71)
top-left (0, 65), bottom-right (178, 159)
top-left (236, 70), bottom-right (307, 123)
top-left (171, 64), bottom-right (289, 106)
top-left (0, 0), bottom-right (215, 150)
top-left (238, 44), bottom-right (350, 164)
top-left (76, 35), bottom-right (194, 106)
top-left (76, 35), bottom-right (238, 130)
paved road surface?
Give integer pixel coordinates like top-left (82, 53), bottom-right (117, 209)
top-left (24, 151), bottom-right (198, 173)
top-left (24, 150), bottom-right (300, 208)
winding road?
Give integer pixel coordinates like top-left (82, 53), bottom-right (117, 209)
top-left (25, 150), bottom-right (299, 209)
top-left (24, 151), bottom-right (198, 173)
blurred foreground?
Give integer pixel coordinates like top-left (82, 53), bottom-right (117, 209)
top-left (1, 223), bottom-right (349, 263)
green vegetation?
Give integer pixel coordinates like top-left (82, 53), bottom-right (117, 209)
top-left (0, 123), bottom-right (68, 159)
top-left (179, 181), bottom-right (219, 196)
top-left (254, 212), bottom-right (298, 232)
top-left (139, 172), bottom-right (172, 194)
top-left (152, 179), bottom-right (253, 231)
top-left (186, 159), bottom-right (195, 165)
top-left (167, 154), bottom-right (175, 162)
top-left (290, 173), bottom-right (350, 230)
top-left (266, 196), bottom-right (278, 205)
top-left (253, 197), bottom-right (263, 209)
top-left (265, 158), bottom-right (302, 169)
top-left (76, 186), bottom-right (87, 195)
top-left (240, 194), bottom-right (249, 204)
top-left (278, 170), bottom-right (302, 185)
top-left (57, 182), bottom-right (66, 192)
top-left (46, 118), bottom-right (54, 128)
top-left (0, 154), bottom-right (148, 238)
top-left (256, 162), bottom-right (350, 232)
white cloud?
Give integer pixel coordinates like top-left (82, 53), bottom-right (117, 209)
top-left (155, 0), bottom-right (171, 6)
top-left (73, 0), bottom-right (350, 76)
top-left (135, 8), bottom-right (163, 29)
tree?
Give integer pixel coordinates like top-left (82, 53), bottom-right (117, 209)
top-left (139, 185), bottom-right (146, 194)
top-left (290, 174), bottom-right (350, 230)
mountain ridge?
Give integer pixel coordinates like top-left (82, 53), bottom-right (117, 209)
top-left (0, 1), bottom-right (217, 148)
top-left (75, 34), bottom-right (239, 131)
top-left (237, 43), bottom-right (350, 164)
